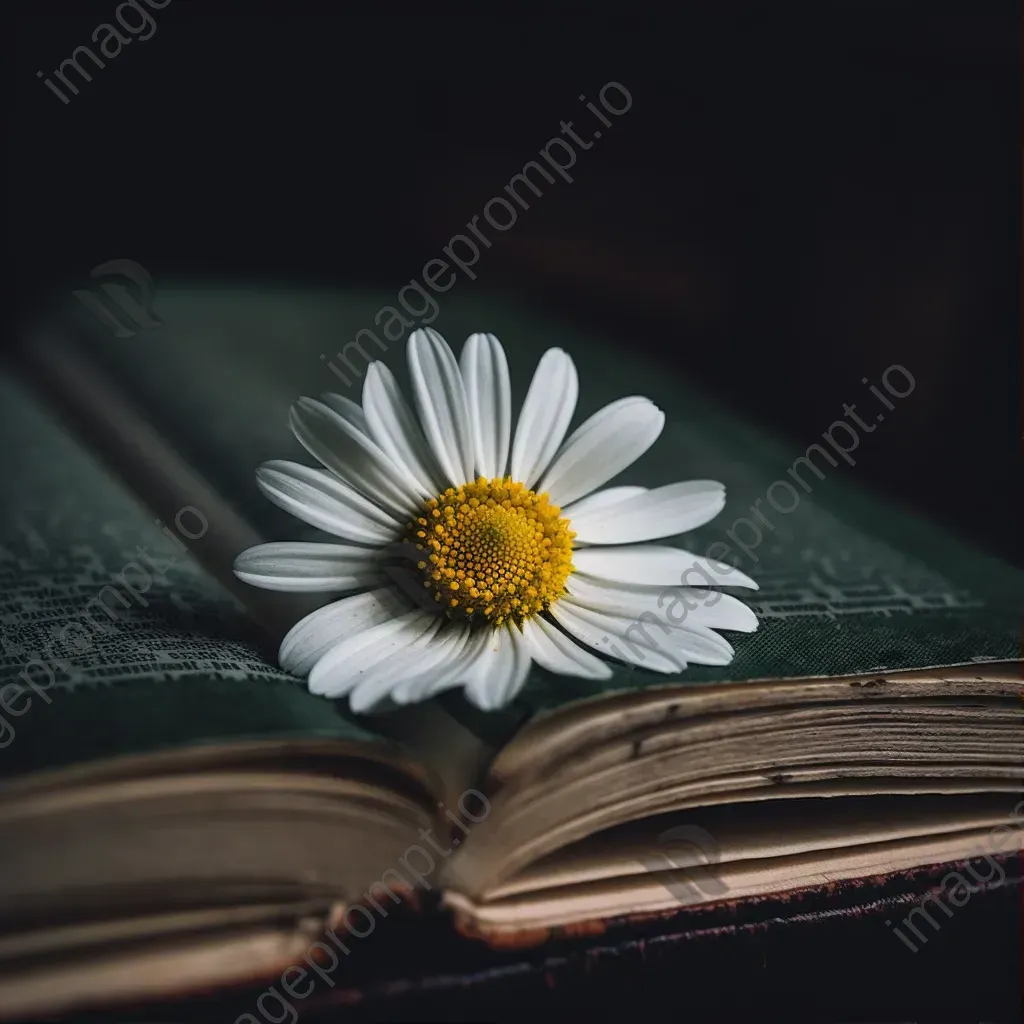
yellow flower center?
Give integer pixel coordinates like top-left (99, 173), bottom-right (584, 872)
top-left (404, 477), bottom-right (575, 627)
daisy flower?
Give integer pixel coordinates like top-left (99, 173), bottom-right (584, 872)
top-left (234, 329), bottom-right (758, 712)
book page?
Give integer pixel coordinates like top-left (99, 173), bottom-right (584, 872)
top-left (0, 371), bottom-right (379, 777)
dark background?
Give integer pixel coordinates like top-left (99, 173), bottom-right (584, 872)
top-left (10, 4), bottom-right (1021, 559)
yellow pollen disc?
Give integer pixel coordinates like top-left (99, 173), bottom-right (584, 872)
top-left (404, 477), bottom-right (575, 627)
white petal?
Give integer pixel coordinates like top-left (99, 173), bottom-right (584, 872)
top-left (559, 575), bottom-right (752, 664)
top-left (347, 617), bottom-right (446, 712)
top-left (510, 348), bottom-right (578, 487)
top-left (460, 630), bottom-right (512, 709)
top-left (407, 328), bottom-right (474, 486)
top-left (290, 398), bottom-right (420, 516)
top-left (537, 397), bottom-right (664, 506)
top-left (319, 393), bottom-right (370, 436)
top-left (279, 588), bottom-right (402, 676)
top-left (520, 616), bottom-right (612, 680)
top-left (551, 599), bottom-right (683, 673)
top-left (570, 481), bottom-right (726, 544)
top-left (256, 461), bottom-right (400, 546)
top-left (233, 542), bottom-right (383, 593)
top-left (677, 589), bottom-right (760, 632)
top-left (390, 621), bottom-right (474, 704)
top-left (565, 573), bottom-right (757, 634)
top-left (463, 626), bottom-right (532, 711)
top-left (669, 621), bottom-right (735, 664)
top-left (362, 362), bottom-right (443, 498)
top-left (400, 629), bottom-right (494, 705)
top-left (573, 545), bottom-right (758, 589)
top-left (308, 611), bottom-right (438, 698)
top-left (561, 486), bottom-right (647, 521)
top-left (461, 333), bottom-right (512, 480)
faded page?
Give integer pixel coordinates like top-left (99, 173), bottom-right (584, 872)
top-left (0, 371), bottom-right (381, 779)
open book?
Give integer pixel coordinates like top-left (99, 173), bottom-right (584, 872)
top-left (1, 287), bottom-right (1021, 1017)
